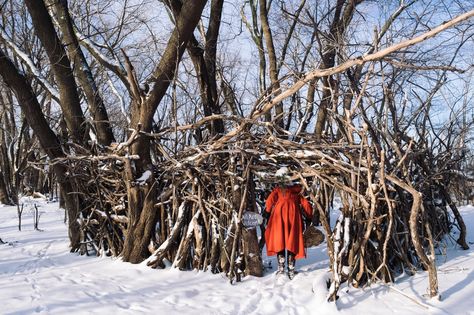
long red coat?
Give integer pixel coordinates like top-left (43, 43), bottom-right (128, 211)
top-left (264, 185), bottom-right (313, 259)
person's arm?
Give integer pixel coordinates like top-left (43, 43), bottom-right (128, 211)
top-left (263, 188), bottom-right (279, 219)
top-left (300, 196), bottom-right (313, 225)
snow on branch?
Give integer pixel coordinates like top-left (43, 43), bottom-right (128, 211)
top-left (0, 27), bottom-right (60, 102)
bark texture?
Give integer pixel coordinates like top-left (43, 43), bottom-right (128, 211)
top-left (121, 0), bottom-right (209, 263)
top-left (25, 0), bottom-right (87, 144)
top-left (51, 0), bottom-right (115, 146)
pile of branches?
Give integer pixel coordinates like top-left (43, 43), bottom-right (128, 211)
top-left (60, 153), bottom-right (129, 257)
top-left (62, 119), bottom-right (469, 300)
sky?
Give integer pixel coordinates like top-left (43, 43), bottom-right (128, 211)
top-left (2, 0), bottom-right (474, 143)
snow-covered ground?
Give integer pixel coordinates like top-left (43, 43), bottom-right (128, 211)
top-left (1, 200), bottom-right (474, 315)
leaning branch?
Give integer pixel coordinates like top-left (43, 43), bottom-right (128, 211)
top-left (195, 9), bottom-right (474, 160)
top-left (0, 27), bottom-right (60, 102)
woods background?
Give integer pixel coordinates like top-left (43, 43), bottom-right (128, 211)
top-left (1, 0), bottom-right (474, 301)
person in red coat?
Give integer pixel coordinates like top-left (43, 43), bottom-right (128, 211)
top-left (264, 184), bottom-right (313, 279)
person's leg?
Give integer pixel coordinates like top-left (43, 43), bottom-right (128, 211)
top-left (287, 251), bottom-right (296, 280)
top-left (277, 250), bottom-right (285, 275)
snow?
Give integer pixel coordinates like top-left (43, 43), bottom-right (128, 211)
top-left (106, 75), bottom-right (130, 124)
top-left (136, 170), bottom-right (152, 183)
top-left (0, 28), bottom-right (60, 101)
top-left (75, 30), bottom-right (124, 73)
top-left (340, 217), bottom-right (351, 258)
top-left (89, 130), bottom-right (97, 143)
top-left (1, 201), bottom-right (474, 314)
top-left (18, 196), bottom-right (48, 208)
top-left (275, 166), bottom-right (289, 177)
top-left (294, 150), bottom-right (317, 158)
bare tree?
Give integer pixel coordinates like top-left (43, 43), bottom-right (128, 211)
top-left (24, 0), bottom-right (88, 145)
top-left (0, 0), bottom-right (474, 302)
top-left (121, 0), bottom-right (209, 263)
top-left (48, 0), bottom-right (115, 146)
top-left (0, 48), bottom-right (82, 249)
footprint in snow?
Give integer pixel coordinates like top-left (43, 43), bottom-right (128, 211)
top-left (163, 294), bottom-right (179, 304)
top-left (69, 278), bottom-right (80, 285)
top-left (261, 289), bottom-right (273, 299)
top-left (83, 291), bottom-right (106, 303)
top-left (119, 285), bottom-right (132, 293)
top-left (183, 289), bottom-right (199, 298)
top-left (129, 303), bottom-right (150, 312)
top-left (294, 305), bottom-right (308, 314)
top-left (266, 299), bottom-right (283, 313)
top-left (35, 305), bottom-right (49, 313)
top-left (115, 301), bottom-right (130, 309)
top-left (237, 290), bottom-right (263, 315)
top-left (273, 293), bottom-right (286, 309)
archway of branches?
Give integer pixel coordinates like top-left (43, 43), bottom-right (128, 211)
top-left (67, 122), bottom-right (467, 300)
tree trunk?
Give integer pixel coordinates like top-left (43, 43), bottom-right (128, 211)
top-left (242, 228), bottom-right (263, 277)
top-left (187, 37), bottom-right (224, 136)
top-left (259, 0), bottom-right (283, 128)
top-left (203, 0), bottom-right (225, 135)
top-left (164, 0), bottom-right (225, 137)
top-left (314, 0), bottom-right (361, 140)
top-left (243, 174), bottom-right (263, 277)
top-left (121, 145), bottom-right (159, 263)
top-left (24, 0), bottom-right (88, 144)
top-left (443, 188), bottom-right (469, 250)
top-left (0, 170), bottom-right (10, 204)
top-left (0, 91), bottom-right (14, 203)
top-left (49, 0), bottom-right (115, 146)
top-left (0, 48), bottom-right (81, 250)
top-left (122, 0), bottom-right (208, 263)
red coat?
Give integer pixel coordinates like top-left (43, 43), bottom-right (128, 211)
top-left (264, 185), bottom-right (313, 259)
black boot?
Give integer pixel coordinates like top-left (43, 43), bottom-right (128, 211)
top-left (277, 251), bottom-right (285, 275)
top-left (287, 252), bottom-right (296, 280)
